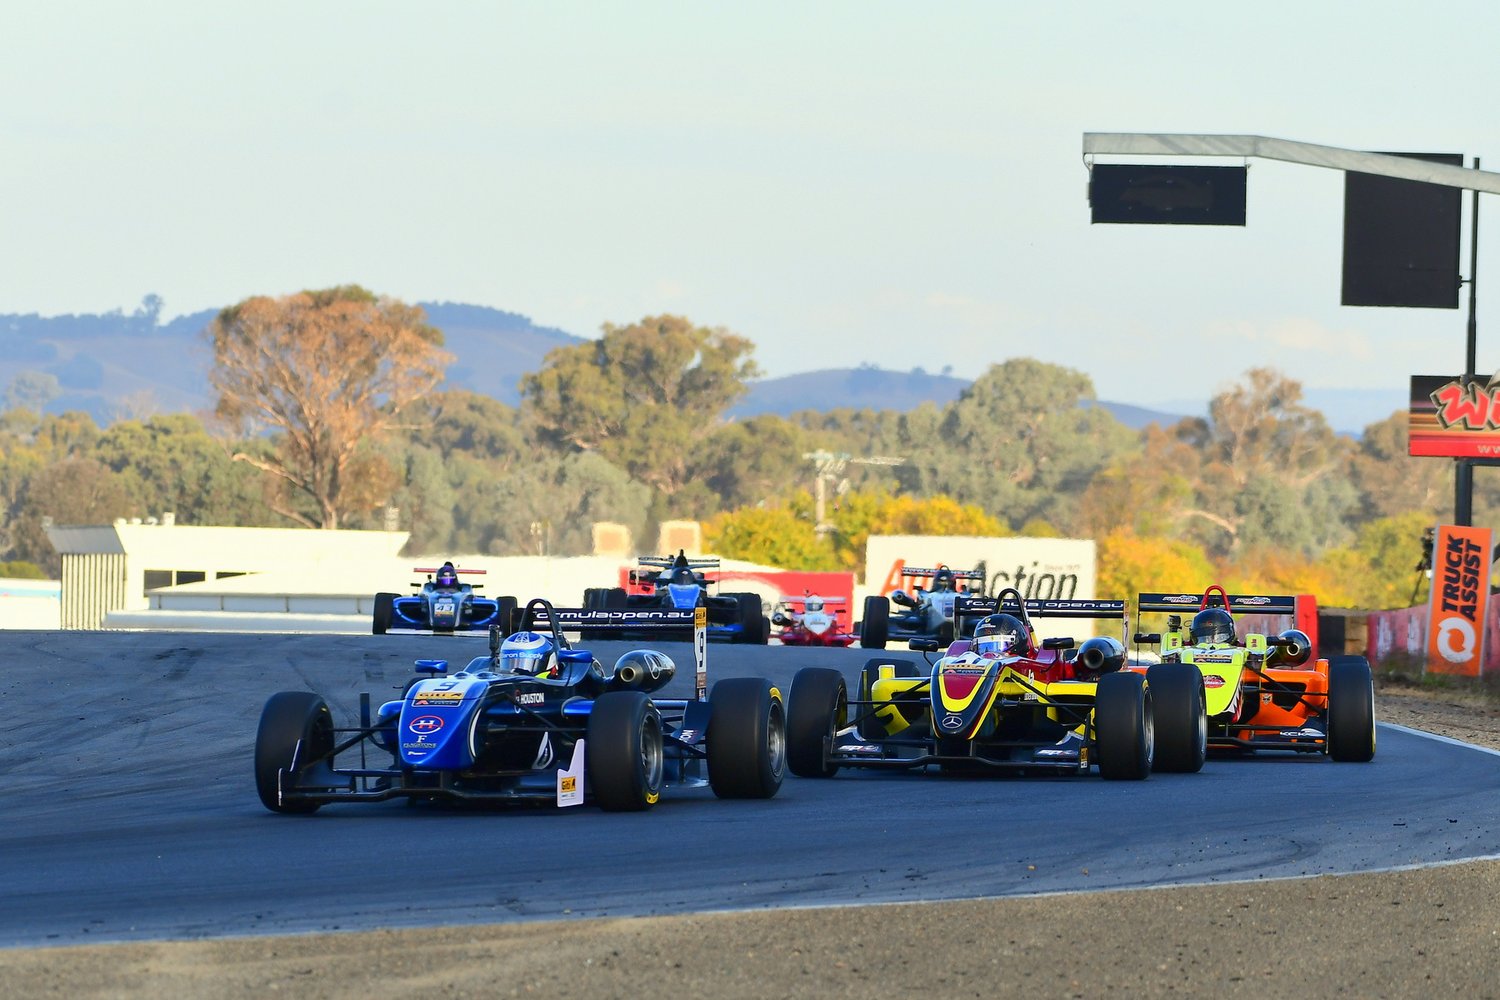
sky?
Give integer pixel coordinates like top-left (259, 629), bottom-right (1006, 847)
top-left (5, 1), bottom-right (1500, 421)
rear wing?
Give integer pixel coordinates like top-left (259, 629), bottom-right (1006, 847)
top-left (1136, 592), bottom-right (1297, 615)
top-left (522, 602), bottom-right (710, 701)
top-left (413, 566), bottom-right (486, 575)
top-left (956, 596), bottom-right (1128, 644)
top-left (903, 566), bottom-right (984, 586)
top-left (957, 595), bottom-right (1126, 619)
top-left (636, 555), bottom-right (721, 571)
top-left (780, 595), bottom-right (847, 606)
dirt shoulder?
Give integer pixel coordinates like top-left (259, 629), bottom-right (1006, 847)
top-left (4, 687), bottom-right (1495, 1000)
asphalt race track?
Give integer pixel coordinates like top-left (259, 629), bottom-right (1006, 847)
top-left (3, 630), bottom-right (1499, 949)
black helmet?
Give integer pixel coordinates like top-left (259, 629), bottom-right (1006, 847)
top-left (931, 568), bottom-right (955, 592)
top-left (972, 613), bottom-right (1029, 657)
top-left (1190, 607), bottom-right (1235, 645)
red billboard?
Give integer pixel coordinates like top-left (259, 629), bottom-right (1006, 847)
top-left (1409, 375), bottom-right (1500, 458)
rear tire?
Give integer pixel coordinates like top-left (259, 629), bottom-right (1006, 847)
top-left (1328, 656), bottom-right (1376, 762)
top-left (1095, 671), bottom-right (1153, 780)
top-left (787, 668), bottom-right (847, 777)
top-left (937, 619), bottom-right (956, 646)
top-left (494, 596), bottom-right (518, 635)
top-left (733, 593), bottom-right (766, 645)
top-left (707, 678), bottom-right (786, 798)
top-left (860, 596), bottom-right (890, 649)
top-left (1146, 663), bottom-right (1206, 773)
top-left (583, 587), bottom-right (602, 609)
top-left (255, 691), bottom-right (334, 814)
top-left (586, 691), bottom-right (664, 811)
top-left (372, 593), bottom-right (395, 635)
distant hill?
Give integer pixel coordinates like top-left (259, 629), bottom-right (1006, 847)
top-left (734, 367), bottom-right (1190, 431)
top-left (0, 299), bottom-right (1391, 433)
top-left (0, 299), bottom-right (584, 422)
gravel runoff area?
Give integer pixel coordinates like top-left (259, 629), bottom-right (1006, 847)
top-left (4, 686), bottom-right (1498, 1000)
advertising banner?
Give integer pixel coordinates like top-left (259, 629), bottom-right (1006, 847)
top-left (1409, 375), bottom-right (1500, 458)
top-left (1425, 523), bottom-right (1493, 676)
top-left (863, 535), bottom-right (1096, 601)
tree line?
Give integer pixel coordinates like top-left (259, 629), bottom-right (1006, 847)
top-left (0, 286), bottom-right (1484, 610)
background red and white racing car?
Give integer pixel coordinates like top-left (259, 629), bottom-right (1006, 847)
top-left (772, 594), bottom-right (858, 647)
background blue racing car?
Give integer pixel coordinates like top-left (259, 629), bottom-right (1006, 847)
top-left (372, 561), bottom-right (516, 636)
top-left (257, 599), bottom-right (786, 812)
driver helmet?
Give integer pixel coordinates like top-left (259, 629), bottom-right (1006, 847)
top-left (435, 563), bottom-right (458, 588)
top-left (670, 566), bottom-right (697, 586)
top-left (972, 613), bottom-right (1030, 657)
top-left (1190, 607), bottom-right (1236, 646)
top-left (931, 568), bottom-right (955, 592)
top-left (805, 595), bottom-right (824, 613)
top-left (499, 631), bottom-right (556, 677)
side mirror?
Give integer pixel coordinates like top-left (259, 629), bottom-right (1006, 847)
top-left (1041, 636), bottom-right (1075, 651)
top-left (772, 612), bottom-right (792, 627)
top-left (1133, 632), bottom-right (1162, 645)
top-left (908, 638), bottom-right (941, 652)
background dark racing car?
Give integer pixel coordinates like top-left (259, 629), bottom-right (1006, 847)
top-left (584, 550), bottom-right (769, 644)
top-left (372, 561), bottom-right (514, 636)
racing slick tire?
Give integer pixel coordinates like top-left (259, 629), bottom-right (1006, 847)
top-left (494, 596), bottom-right (518, 635)
top-left (1146, 663), bottom-right (1207, 773)
top-left (583, 587), bottom-right (602, 609)
top-left (255, 691), bottom-right (335, 814)
top-left (707, 677), bottom-right (786, 798)
top-left (1094, 671), bottom-right (1153, 780)
top-left (733, 593), bottom-right (768, 645)
top-left (860, 596), bottom-right (890, 649)
top-left (858, 657), bottom-right (922, 741)
top-left (586, 691), bottom-right (665, 811)
top-left (1328, 656), bottom-right (1377, 762)
top-left (372, 593), bottom-right (396, 635)
top-left (787, 667), bottom-right (847, 778)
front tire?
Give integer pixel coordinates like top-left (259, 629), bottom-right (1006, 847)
top-left (255, 691), bottom-right (334, 814)
top-left (372, 593), bottom-right (396, 634)
top-left (586, 691), bottom-right (665, 811)
top-left (1328, 656), bottom-right (1376, 762)
top-left (1147, 663), bottom-right (1206, 773)
top-left (1095, 671), bottom-right (1153, 780)
top-left (860, 596), bottom-right (890, 649)
top-left (707, 678), bottom-right (786, 798)
top-left (787, 668), bottom-right (847, 777)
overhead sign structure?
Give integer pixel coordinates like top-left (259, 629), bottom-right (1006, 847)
top-left (1342, 152), bottom-right (1463, 309)
top-left (1426, 523), bottom-right (1492, 676)
top-left (1088, 164), bottom-right (1247, 226)
top-left (1408, 375), bottom-right (1500, 457)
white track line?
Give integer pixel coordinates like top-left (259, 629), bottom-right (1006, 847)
top-left (1379, 720), bottom-right (1500, 757)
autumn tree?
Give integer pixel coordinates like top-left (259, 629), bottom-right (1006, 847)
top-left (896, 360), bottom-right (1137, 532)
top-left (206, 287), bottom-right (451, 529)
top-left (1185, 368), bottom-right (1355, 557)
top-left (705, 501), bottom-right (833, 570)
top-left (521, 315), bottom-right (760, 497)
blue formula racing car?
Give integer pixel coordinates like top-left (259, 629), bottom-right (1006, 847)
top-left (585, 551), bottom-right (769, 644)
top-left (372, 561), bottom-right (516, 636)
top-left (255, 600), bottom-right (786, 813)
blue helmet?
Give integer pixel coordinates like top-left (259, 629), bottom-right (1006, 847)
top-left (436, 563), bottom-right (458, 588)
top-left (500, 631), bottom-right (556, 676)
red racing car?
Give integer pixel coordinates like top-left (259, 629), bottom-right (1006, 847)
top-left (772, 594), bottom-right (858, 647)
